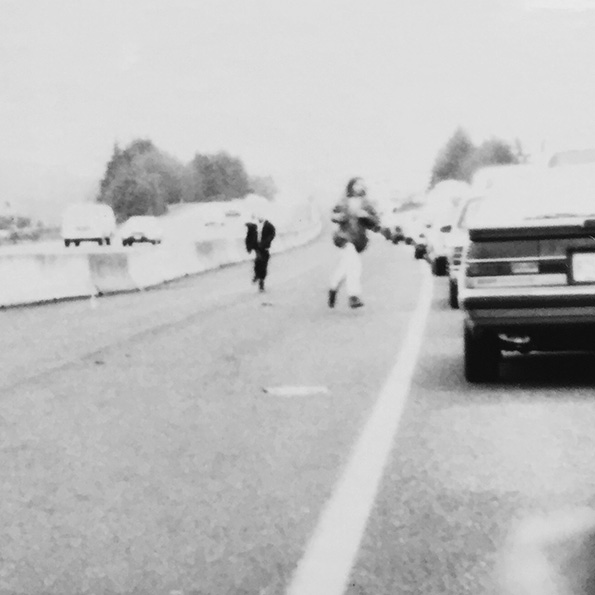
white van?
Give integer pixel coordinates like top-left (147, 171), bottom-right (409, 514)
top-left (61, 203), bottom-right (116, 247)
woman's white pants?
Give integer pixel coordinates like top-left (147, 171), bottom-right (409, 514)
top-left (330, 243), bottom-right (362, 297)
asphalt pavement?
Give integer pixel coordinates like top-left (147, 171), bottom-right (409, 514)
top-left (2, 232), bottom-right (595, 594)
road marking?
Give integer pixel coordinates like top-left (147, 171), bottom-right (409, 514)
top-left (263, 386), bottom-right (330, 397)
top-left (286, 267), bottom-right (433, 595)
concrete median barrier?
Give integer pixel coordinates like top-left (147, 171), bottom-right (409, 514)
top-left (128, 243), bottom-right (207, 289)
top-left (0, 253), bottom-right (94, 307)
top-left (0, 215), bottom-right (322, 307)
top-left (88, 253), bottom-right (137, 294)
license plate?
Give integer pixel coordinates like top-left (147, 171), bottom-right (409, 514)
top-left (571, 252), bottom-right (595, 283)
top-left (511, 261), bottom-right (539, 275)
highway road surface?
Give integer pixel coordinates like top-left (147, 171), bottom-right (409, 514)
top-left (2, 231), bottom-right (595, 594)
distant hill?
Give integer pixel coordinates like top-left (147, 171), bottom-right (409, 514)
top-left (0, 160), bottom-right (99, 225)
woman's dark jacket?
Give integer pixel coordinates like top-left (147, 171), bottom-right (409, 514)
top-left (245, 220), bottom-right (276, 253)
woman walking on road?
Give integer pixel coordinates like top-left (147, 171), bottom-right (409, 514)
top-left (328, 177), bottom-right (380, 309)
top-left (245, 210), bottom-right (276, 292)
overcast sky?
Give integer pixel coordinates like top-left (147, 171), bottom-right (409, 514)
top-left (1, 0), bottom-right (595, 209)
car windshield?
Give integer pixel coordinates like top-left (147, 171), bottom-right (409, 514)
top-left (468, 166), bottom-right (595, 227)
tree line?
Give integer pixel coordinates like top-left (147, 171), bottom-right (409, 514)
top-left (97, 139), bottom-right (277, 222)
top-left (429, 128), bottom-right (526, 189)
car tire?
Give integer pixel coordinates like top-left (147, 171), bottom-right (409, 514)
top-left (449, 278), bottom-right (459, 309)
top-left (105, 238), bottom-right (111, 246)
top-left (464, 321), bottom-right (500, 383)
top-left (74, 241), bottom-right (80, 247)
top-left (97, 239), bottom-right (103, 246)
top-left (64, 240), bottom-right (70, 248)
top-left (414, 245), bottom-right (425, 260)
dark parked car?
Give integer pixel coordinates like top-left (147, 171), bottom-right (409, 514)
top-left (120, 216), bottom-right (163, 246)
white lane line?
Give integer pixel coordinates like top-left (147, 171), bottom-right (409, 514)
top-left (286, 267), bottom-right (433, 595)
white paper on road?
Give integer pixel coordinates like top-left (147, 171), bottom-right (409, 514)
top-left (263, 386), bottom-right (330, 397)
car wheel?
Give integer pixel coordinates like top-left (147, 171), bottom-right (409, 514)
top-left (64, 240), bottom-right (70, 248)
top-left (97, 239), bottom-right (103, 246)
top-left (105, 238), bottom-right (111, 246)
top-left (449, 278), bottom-right (459, 309)
top-left (464, 321), bottom-right (500, 383)
top-left (74, 241), bottom-right (80, 247)
top-left (414, 245), bottom-right (425, 260)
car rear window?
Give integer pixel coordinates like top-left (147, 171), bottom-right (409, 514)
top-left (469, 167), bottom-right (595, 227)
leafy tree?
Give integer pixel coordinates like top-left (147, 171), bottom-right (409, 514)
top-left (98, 139), bottom-right (188, 220)
top-left (461, 137), bottom-right (519, 180)
top-left (15, 216), bottom-right (31, 228)
top-left (187, 151), bottom-right (250, 201)
top-left (99, 158), bottom-right (167, 222)
top-left (99, 139), bottom-right (155, 195)
top-left (137, 150), bottom-right (187, 205)
top-left (188, 154), bottom-right (208, 202)
top-left (430, 128), bottom-right (522, 188)
top-left (430, 128), bottom-right (475, 188)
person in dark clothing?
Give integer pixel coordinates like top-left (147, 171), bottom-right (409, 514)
top-left (245, 215), bottom-right (276, 292)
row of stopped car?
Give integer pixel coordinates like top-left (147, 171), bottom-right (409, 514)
top-left (404, 163), bottom-right (595, 383)
top-left (406, 165), bottom-right (549, 309)
top-left (404, 179), bottom-right (476, 292)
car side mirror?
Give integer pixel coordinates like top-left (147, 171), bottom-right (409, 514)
top-left (440, 225), bottom-right (452, 233)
